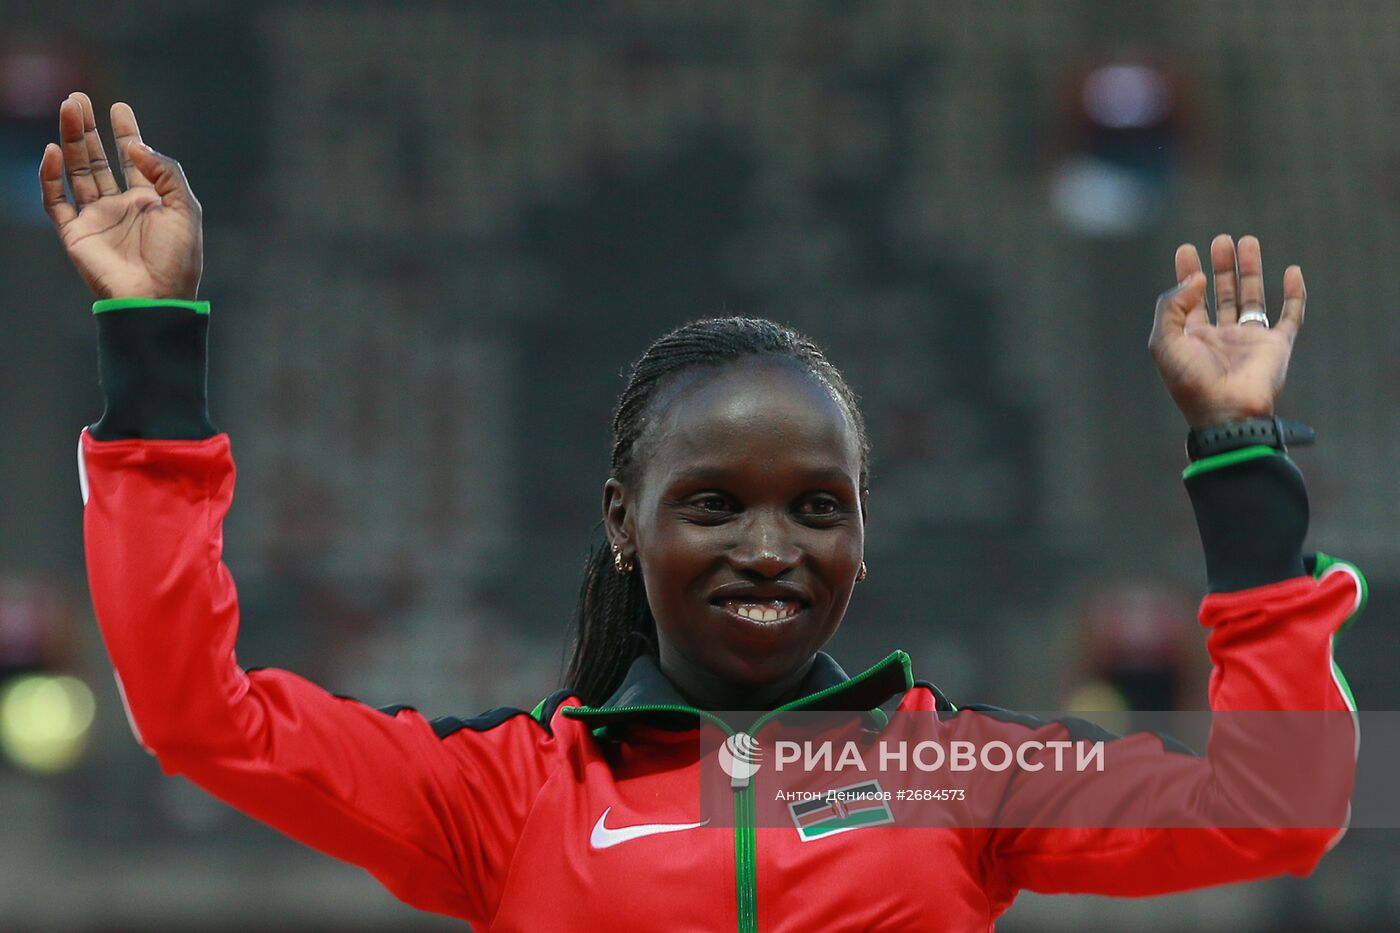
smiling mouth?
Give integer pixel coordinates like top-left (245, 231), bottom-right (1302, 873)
top-left (713, 599), bottom-right (807, 624)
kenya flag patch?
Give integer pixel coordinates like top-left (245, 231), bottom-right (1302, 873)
top-left (788, 780), bottom-right (895, 842)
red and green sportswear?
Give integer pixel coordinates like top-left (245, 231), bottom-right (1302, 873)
top-left (80, 301), bottom-right (1361, 931)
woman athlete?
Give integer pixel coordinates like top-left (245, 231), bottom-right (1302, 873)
top-left (44, 92), bottom-right (1362, 931)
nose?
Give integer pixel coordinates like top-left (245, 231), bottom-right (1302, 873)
top-left (728, 511), bottom-right (801, 577)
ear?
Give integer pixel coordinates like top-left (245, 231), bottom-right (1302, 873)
top-left (603, 477), bottom-right (633, 551)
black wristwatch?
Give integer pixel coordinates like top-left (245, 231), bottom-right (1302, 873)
top-left (1185, 416), bottom-right (1315, 461)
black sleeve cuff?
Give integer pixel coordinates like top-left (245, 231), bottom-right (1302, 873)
top-left (88, 306), bottom-right (218, 441)
top-left (1184, 451), bottom-right (1308, 593)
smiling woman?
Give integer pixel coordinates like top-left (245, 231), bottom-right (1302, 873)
top-left (49, 91), bottom-right (1364, 932)
top-left (576, 338), bottom-right (869, 710)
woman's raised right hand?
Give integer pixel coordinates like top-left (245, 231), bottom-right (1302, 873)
top-left (39, 93), bottom-right (203, 301)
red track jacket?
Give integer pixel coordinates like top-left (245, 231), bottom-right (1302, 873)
top-left (79, 302), bottom-right (1362, 931)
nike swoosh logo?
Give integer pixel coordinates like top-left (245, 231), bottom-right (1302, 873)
top-left (589, 807), bottom-right (710, 849)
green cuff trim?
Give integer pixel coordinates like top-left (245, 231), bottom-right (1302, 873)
top-left (1312, 552), bottom-right (1369, 630)
top-left (1182, 444), bottom-right (1280, 480)
top-left (93, 298), bottom-right (210, 315)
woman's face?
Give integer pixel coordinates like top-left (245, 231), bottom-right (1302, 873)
top-left (604, 358), bottom-right (866, 706)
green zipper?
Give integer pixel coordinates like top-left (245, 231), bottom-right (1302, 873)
top-left (724, 650), bottom-right (908, 931)
top-left (734, 774), bottom-right (757, 931)
top-left (563, 650), bottom-right (911, 933)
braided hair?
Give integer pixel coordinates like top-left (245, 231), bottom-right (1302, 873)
top-left (564, 316), bottom-right (870, 706)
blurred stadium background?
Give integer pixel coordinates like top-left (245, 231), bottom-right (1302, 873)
top-left (3, 1), bottom-right (1399, 929)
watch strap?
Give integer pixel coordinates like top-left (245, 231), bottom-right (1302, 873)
top-left (1186, 416), bottom-right (1315, 461)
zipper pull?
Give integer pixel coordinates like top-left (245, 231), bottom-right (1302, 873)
top-left (726, 731), bottom-right (758, 789)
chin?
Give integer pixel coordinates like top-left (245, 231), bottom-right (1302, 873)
top-left (717, 654), bottom-right (798, 686)
top-left (714, 633), bottom-right (827, 689)
top-left (663, 602), bottom-right (842, 699)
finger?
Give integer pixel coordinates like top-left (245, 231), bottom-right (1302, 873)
top-left (1172, 245), bottom-right (1210, 329)
top-left (1149, 271), bottom-right (1207, 350)
top-left (72, 92), bottom-right (119, 197)
top-left (110, 101), bottom-right (153, 189)
top-left (1236, 235), bottom-right (1267, 319)
top-left (38, 143), bottom-right (78, 231)
top-left (59, 95), bottom-right (99, 207)
top-left (127, 142), bottom-right (201, 213)
top-left (1276, 264), bottom-right (1306, 340)
top-left (1210, 234), bottom-right (1240, 325)
top-left (1173, 242), bottom-right (1203, 281)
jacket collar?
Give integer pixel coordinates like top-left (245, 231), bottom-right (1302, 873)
top-left (562, 649), bottom-right (914, 728)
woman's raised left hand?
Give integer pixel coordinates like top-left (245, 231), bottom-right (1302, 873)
top-left (1148, 235), bottom-right (1305, 427)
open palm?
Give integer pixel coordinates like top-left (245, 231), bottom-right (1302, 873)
top-left (39, 93), bottom-right (202, 301)
top-left (1149, 236), bottom-right (1306, 427)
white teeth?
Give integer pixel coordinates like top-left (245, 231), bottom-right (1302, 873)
top-left (729, 601), bottom-right (801, 622)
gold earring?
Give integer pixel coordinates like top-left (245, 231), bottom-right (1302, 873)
top-left (855, 560), bottom-right (867, 583)
top-left (613, 544), bottom-right (634, 575)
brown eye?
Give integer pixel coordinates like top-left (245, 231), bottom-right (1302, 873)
top-left (800, 495), bottom-right (839, 515)
top-left (694, 494), bottom-right (731, 512)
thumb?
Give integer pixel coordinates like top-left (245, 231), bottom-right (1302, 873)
top-left (1149, 271), bottom-right (1207, 350)
top-left (128, 142), bottom-right (201, 213)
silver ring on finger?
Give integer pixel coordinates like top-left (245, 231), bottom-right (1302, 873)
top-left (1238, 308), bottom-right (1270, 328)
